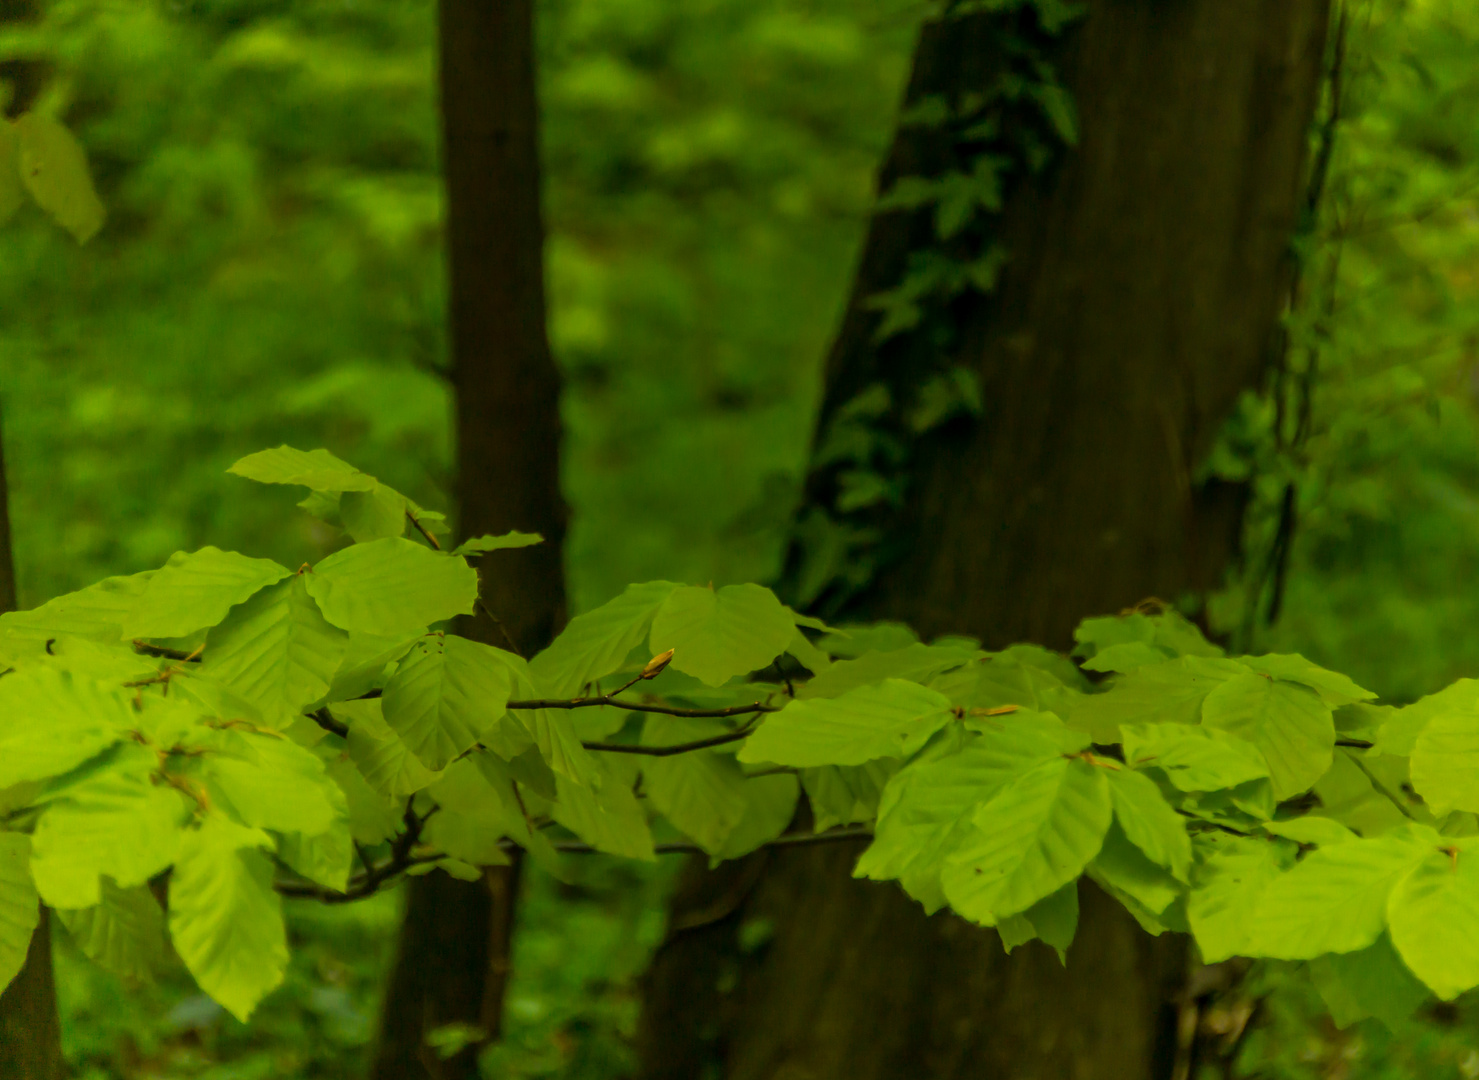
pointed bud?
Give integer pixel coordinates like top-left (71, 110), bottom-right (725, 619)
top-left (642, 648), bottom-right (675, 680)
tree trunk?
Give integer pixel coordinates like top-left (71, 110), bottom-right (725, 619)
top-left (369, 0), bottom-right (565, 1077)
top-left (637, 3), bottom-right (1330, 1079)
top-left (0, 421), bottom-right (65, 1080)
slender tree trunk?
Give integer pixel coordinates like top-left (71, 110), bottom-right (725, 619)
top-left (370, 1), bottom-right (565, 1078)
top-left (0, 421), bottom-right (65, 1080)
top-left (636, 3), bottom-right (1330, 1079)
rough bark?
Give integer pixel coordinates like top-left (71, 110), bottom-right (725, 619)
top-left (637, 2), bottom-right (1330, 1079)
top-left (369, 0), bottom-right (565, 1077)
top-left (0, 422), bottom-right (65, 1080)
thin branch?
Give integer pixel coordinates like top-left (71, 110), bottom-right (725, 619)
top-left (550, 825), bottom-right (874, 854)
top-left (406, 510), bottom-right (443, 551)
top-left (132, 640), bottom-right (203, 662)
top-left (583, 723), bottom-right (759, 757)
top-left (511, 695), bottom-right (778, 720)
top-left (310, 707), bottom-right (349, 739)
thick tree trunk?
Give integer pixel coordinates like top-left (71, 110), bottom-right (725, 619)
top-left (637, 3), bottom-right (1330, 1079)
top-left (0, 422), bottom-right (64, 1080)
top-left (370, 1), bottom-right (565, 1078)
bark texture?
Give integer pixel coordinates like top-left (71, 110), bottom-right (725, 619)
top-left (370, 0), bottom-right (565, 1077)
top-left (0, 422), bottom-right (64, 1080)
top-left (638, 2), bottom-right (1330, 1078)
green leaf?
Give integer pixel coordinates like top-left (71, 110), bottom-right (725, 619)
top-left (941, 758), bottom-right (1111, 923)
top-left (123, 548), bottom-right (292, 641)
top-left (785, 628), bottom-right (833, 675)
top-left (738, 679), bottom-right (953, 767)
top-left (168, 815), bottom-right (287, 1022)
top-left (551, 759), bottom-right (654, 860)
top-left (0, 121), bottom-right (22, 225)
top-left (802, 760), bottom-right (898, 832)
top-left (322, 630), bottom-right (423, 704)
top-left (1020, 880), bottom-right (1079, 962)
top-left (801, 642), bottom-right (981, 700)
top-left (57, 878), bottom-right (165, 983)
top-left (0, 667), bottom-right (132, 788)
top-left (1241, 655), bottom-right (1376, 707)
top-left (324, 758), bottom-right (401, 845)
top-left (277, 828), bottom-right (353, 892)
top-left (339, 699), bottom-right (442, 797)
top-left (1120, 722), bottom-right (1270, 792)
top-left (454, 532), bottom-right (544, 556)
top-left (227, 446), bottom-right (376, 493)
top-left (715, 773), bottom-right (800, 860)
top-left (1081, 642), bottom-right (1172, 674)
top-left (202, 576), bottom-right (348, 729)
top-left (1090, 823), bottom-right (1183, 920)
top-left (1374, 680), bottom-right (1479, 757)
top-left (30, 748), bottom-right (189, 908)
top-left (1187, 832), bottom-right (1295, 963)
top-left (340, 483), bottom-right (409, 543)
top-left (642, 718), bottom-right (751, 853)
top-left (1388, 843), bottom-right (1479, 1000)
top-left (649, 584), bottom-right (796, 688)
top-left (305, 538), bottom-right (478, 637)
top-left (14, 113), bottom-right (105, 242)
top-left (1250, 830), bottom-right (1431, 960)
top-left (0, 570), bottom-right (155, 642)
top-left (0, 833), bottom-right (38, 993)
top-left (1202, 674), bottom-right (1333, 799)
top-left (382, 635), bottom-right (518, 771)
top-left (1068, 656), bottom-right (1246, 742)
top-left (1106, 767), bottom-right (1191, 881)
top-left (1264, 817), bottom-right (1357, 847)
top-left (198, 729), bottom-right (345, 836)
top-left (421, 759), bottom-right (515, 867)
top-left (1410, 706), bottom-right (1479, 816)
top-left (529, 581), bottom-right (679, 697)
top-left (1311, 934), bottom-right (1429, 1030)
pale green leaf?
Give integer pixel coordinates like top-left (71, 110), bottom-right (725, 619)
top-left (1411, 708), bottom-right (1479, 816)
top-left (227, 446), bottom-right (375, 493)
top-left (198, 729), bottom-right (345, 836)
top-left (57, 878), bottom-right (165, 983)
top-left (552, 759), bottom-right (654, 860)
top-left (1388, 843), bottom-right (1479, 1000)
top-left (31, 749), bottom-right (189, 909)
top-left (1242, 654), bottom-right (1376, 707)
top-left (382, 635), bottom-right (517, 770)
top-left (1081, 642), bottom-right (1172, 674)
top-left (0, 121), bottom-right (21, 225)
top-left (1250, 830), bottom-right (1431, 959)
top-left (454, 532), bottom-right (544, 556)
top-left (738, 679), bottom-right (953, 767)
top-left (15, 113), bottom-right (104, 242)
top-left (322, 629), bottom-right (423, 704)
top-left (1106, 767), bottom-right (1191, 881)
top-left (1312, 934), bottom-right (1429, 1030)
top-left (649, 584), bottom-right (796, 688)
top-left (1019, 880), bottom-right (1078, 962)
top-left (529, 581), bottom-right (679, 696)
top-left (168, 816), bottom-right (287, 1021)
top-left (785, 628), bottom-right (833, 675)
top-left (0, 570), bottom-right (155, 642)
top-left (716, 773), bottom-right (801, 860)
top-left (941, 757), bottom-right (1111, 922)
top-left (277, 827), bottom-right (353, 892)
top-left (202, 576), bottom-right (348, 728)
top-left (802, 760), bottom-right (898, 833)
top-left (324, 758), bottom-right (400, 845)
top-left (0, 667), bottom-right (132, 788)
top-left (1090, 823), bottom-right (1183, 919)
top-left (642, 719), bottom-right (750, 853)
top-left (1120, 722), bottom-right (1270, 792)
top-left (422, 758), bottom-right (516, 866)
top-left (305, 538), bottom-right (478, 636)
top-left (1264, 817), bottom-right (1358, 847)
top-left (123, 548), bottom-right (292, 640)
top-left (1202, 674), bottom-right (1334, 799)
top-left (0, 833), bottom-right (38, 993)
top-left (800, 642), bottom-right (982, 700)
top-left (1068, 656), bottom-right (1247, 742)
top-left (339, 699), bottom-right (442, 797)
top-left (1187, 832), bottom-right (1296, 963)
top-left (1374, 680), bottom-right (1479, 757)
top-left (340, 483), bottom-right (408, 543)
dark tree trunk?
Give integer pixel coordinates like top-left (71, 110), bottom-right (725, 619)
top-left (370, 0), bottom-right (565, 1077)
top-left (0, 422), bottom-right (64, 1080)
top-left (636, 3), bottom-right (1330, 1079)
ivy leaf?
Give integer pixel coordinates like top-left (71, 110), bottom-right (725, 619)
top-left (529, 581), bottom-right (679, 697)
top-left (1241, 655), bottom-right (1376, 707)
top-left (1201, 674), bottom-right (1333, 799)
top-left (227, 446), bottom-right (376, 493)
top-left (1250, 830), bottom-right (1432, 960)
top-left (551, 759), bottom-right (654, 861)
top-left (738, 679), bottom-right (953, 767)
top-left (1105, 767), bottom-right (1191, 882)
top-left (454, 532), bottom-right (544, 556)
top-left (14, 113), bottom-right (105, 242)
top-left (1187, 832), bottom-right (1296, 963)
top-left (30, 749), bottom-right (189, 909)
top-left (382, 635), bottom-right (518, 771)
top-left (941, 757), bottom-right (1111, 923)
top-left (168, 815), bottom-right (288, 1022)
top-left (339, 699), bottom-right (441, 797)
top-left (339, 483), bottom-right (409, 543)
top-left (123, 548), bottom-right (292, 641)
top-left (202, 576), bottom-right (348, 729)
top-left (0, 667), bottom-right (133, 788)
top-left (1068, 656), bottom-right (1247, 742)
top-left (0, 570), bottom-right (155, 643)
top-left (1388, 844), bottom-right (1479, 1000)
top-left (1120, 722), bottom-right (1270, 792)
top-left (305, 538), bottom-right (478, 637)
top-left (800, 642), bottom-right (981, 700)
top-left (1410, 707), bottom-right (1479, 816)
top-left (56, 878), bottom-right (165, 983)
top-left (649, 584), bottom-right (796, 688)
top-left (802, 760), bottom-right (898, 833)
top-left (715, 773), bottom-right (800, 860)
top-left (0, 833), bottom-right (38, 993)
